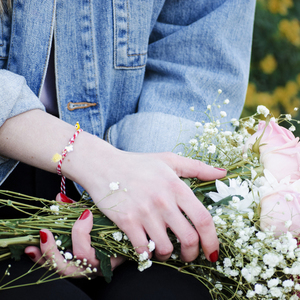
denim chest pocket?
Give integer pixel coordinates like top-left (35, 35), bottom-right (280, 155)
top-left (0, 13), bottom-right (11, 68)
top-left (113, 0), bottom-right (152, 69)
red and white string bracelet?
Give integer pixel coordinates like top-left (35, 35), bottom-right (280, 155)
top-left (52, 122), bottom-right (83, 194)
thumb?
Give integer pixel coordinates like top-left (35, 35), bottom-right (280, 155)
top-left (71, 210), bottom-right (97, 262)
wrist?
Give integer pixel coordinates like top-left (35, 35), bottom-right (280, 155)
top-left (60, 131), bottom-right (120, 193)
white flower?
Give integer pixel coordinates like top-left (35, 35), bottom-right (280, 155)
top-left (256, 232), bottom-right (266, 241)
top-left (267, 278), bottom-right (279, 288)
top-left (263, 253), bottom-right (281, 268)
top-left (257, 105), bottom-right (270, 117)
top-left (138, 259), bottom-right (152, 271)
top-left (289, 125), bottom-right (296, 132)
top-left (112, 232), bottom-right (122, 241)
top-left (195, 122), bottom-right (202, 128)
top-left (207, 144), bottom-right (216, 154)
top-left (64, 252), bottom-right (73, 260)
top-left (190, 106), bottom-right (194, 111)
top-left (231, 118), bottom-right (239, 126)
top-left (148, 240), bottom-right (155, 252)
top-left (171, 253), bottom-right (178, 259)
top-left (50, 205), bottom-right (60, 214)
top-left (254, 284), bottom-right (263, 295)
top-left (285, 220), bottom-right (292, 228)
top-left (220, 111), bottom-right (227, 118)
top-left (189, 139), bottom-right (198, 146)
top-left (294, 107), bottom-right (298, 111)
top-left (139, 251), bottom-right (149, 261)
top-left (55, 240), bottom-right (62, 247)
top-left (207, 105), bottom-right (211, 110)
top-left (269, 287), bottom-right (282, 298)
top-left (285, 193), bottom-right (294, 201)
top-left (109, 182), bottom-right (119, 191)
top-left (223, 258), bottom-right (232, 267)
top-left (246, 290), bottom-right (255, 298)
top-left (223, 99), bottom-right (230, 104)
top-left (207, 178), bottom-right (254, 213)
top-left (286, 114), bottom-right (292, 120)
top-left (282, 279), bottom-right (294, 288)
top-left (218, 89), bottom-right (222, 94)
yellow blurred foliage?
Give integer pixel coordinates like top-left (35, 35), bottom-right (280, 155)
top-left (267, 0), bottom-right (293, 15)
top-left (278, 19), bottom-right (300, 46)
top-left (259, 54), bottom-right (278, 74)
top-left (245, 80), bottom-right (300, 116)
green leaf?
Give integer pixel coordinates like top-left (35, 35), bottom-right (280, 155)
top-left (94, 248), bottom-right (113, 283)
top-left (93, 216), bottom-right (114, 227)
top-left (194, 191), bottom-right (205, 203)
top-left (57, 234), bottom-right (72, 249)
top-left (8, 245), bottom-right (26, 261)
top-left (182, 178), bottom-right (191, 187)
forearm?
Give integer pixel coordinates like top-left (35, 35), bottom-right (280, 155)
top-left (0, 109), bottom-right (116, 182)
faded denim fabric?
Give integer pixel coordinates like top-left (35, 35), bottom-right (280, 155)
top-left (0, 0), bottom-right (256, 185)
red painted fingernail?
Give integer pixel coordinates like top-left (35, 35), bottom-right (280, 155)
top-left (79, 209), bottom-right (90, 220)
top-left (59, 193), bottom-right (73, 203)
top-left (26, 252), bottom-right (36, 259)
top-left (40, 230), bottom-right (48, 244)
top-left (216, 168), bottom-right (226, 171)
top-left (209, 250), bottom-right (219, 263)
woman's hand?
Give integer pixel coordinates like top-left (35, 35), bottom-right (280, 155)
top-left (25, 194), bottom-right (125, 277)
top-left (64, 134), bottom-right (226, 264)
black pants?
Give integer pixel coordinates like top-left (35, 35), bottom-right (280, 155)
top-left (0, 163), bottom-right (212, 300)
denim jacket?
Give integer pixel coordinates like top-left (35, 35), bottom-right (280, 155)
top-left (0, 0), bottom-right (256, 184)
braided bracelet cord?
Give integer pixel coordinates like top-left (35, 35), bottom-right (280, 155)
top-left (56, 123), bottom-right (83, 194)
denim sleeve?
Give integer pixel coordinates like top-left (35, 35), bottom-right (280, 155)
top-left (107, 0), bottom-right (256, 153)
top-left (0, 69), bottom-right (45, 184)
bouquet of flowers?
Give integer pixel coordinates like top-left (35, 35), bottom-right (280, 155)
top-left (1, 99), bottom-right (300, 299)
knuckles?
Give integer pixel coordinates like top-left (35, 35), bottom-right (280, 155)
top-left (180, 230), bottom-right (199, 249)
top-left (193, 209), bottom-right (214, 229)
top-left (155, 243), bottom-right (173, 259)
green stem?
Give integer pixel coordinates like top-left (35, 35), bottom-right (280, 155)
top-left (0, 236), bottom-right (39, 247)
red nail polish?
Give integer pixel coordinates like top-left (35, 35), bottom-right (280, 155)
top-left (79, 209), bottom-right (90, 220)
top-left (209, 250), bottom-right (219, 263)
top-left (216, 168), bottom-right (226, 171)
top-left (26, 252), bottom-right (36, 259)
top-left (40, 230), bottom-right (48, 244)
top-left (59, 193), bottom-right (73, 203)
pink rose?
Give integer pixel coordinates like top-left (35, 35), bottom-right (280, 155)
top-left (244, 120), bottom-right (300, 182)
top-left (260, 188), bottom-right (300, 237)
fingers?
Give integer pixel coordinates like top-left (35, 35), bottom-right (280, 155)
top-left (24, 246), bottom-right (46, 264)
top-left (156, 152), bottom-right (227, 181)
top-left (176, 188), bottom-right (219, 262)
top-left (25, 210), bottom-right (101, 277)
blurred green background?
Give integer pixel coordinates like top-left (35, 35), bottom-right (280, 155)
top-left (242, 0), bottom-right (300, 125)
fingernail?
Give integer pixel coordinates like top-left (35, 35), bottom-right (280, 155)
top-left (79, 209), bottom-right (90, 220)
top-left (209, 250), bottom-right (219, 263)
top-left (216, 168), bottom-right (226, 171)
top-left (26, 252), bottom-right (36, 259)
top-left (40, 230), bottom-right (48, 244)
top-left (59, 193), bottom-right (73, 203)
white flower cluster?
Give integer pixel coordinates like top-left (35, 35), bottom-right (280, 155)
top-left (202, 175), bottom-right (300, 299)
top-left (184, 100), bottom-right (254, 168)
